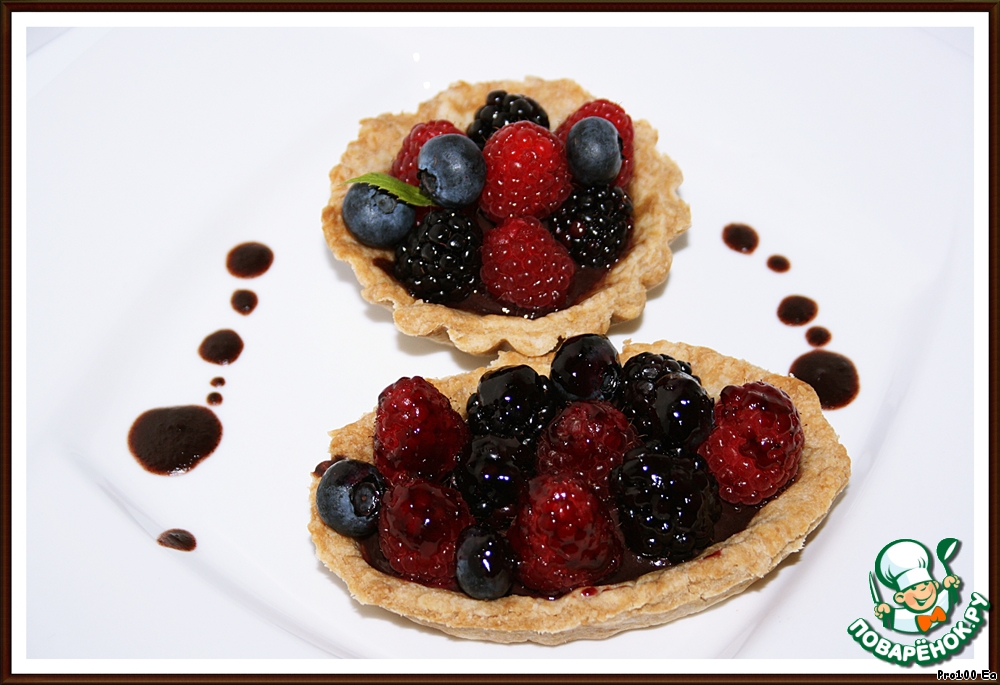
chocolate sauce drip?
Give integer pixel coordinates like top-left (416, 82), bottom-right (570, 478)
top-left (210, 377), bottom-right (225, 387)
top-left (777, 295), bottom-right (818, 326)
top-left (806, 326), bottom-right (831, 347)
top-left (722, 223), bottom-right (758, 254)
top-left (207, 392), bottom-right (223, 406)
top-left (157, 529), bottom-right (197, 551)
top-left (767, 255), bottom-right (790, 272)
top-left (231, 289), bottom-right (258, 315)
top-left (198, 329), bottom-right (243, 365)
top-left (128, 405), bottom-right (222, 475)
top-left (790, 350), bottom-right (859, 409)
top-left (226, 242), bottom-right (273, 278)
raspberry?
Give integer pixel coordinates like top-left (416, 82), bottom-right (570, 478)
top-left (549, 184), bottom-right (634, 269)
top-left (466, 364), bottom-right (557, 462)
top-left (508, 474), bottom-right (622, 594)
top-left (378, 478), bottom-right (475, 587)
top-left (556, 100), bottom-right (634, 188)
top-left (611, 447), bottom-right (721, 562)
top-left (390, 120), bottom-right (463, 187)
top-left (373, 376), bottom-right (470, 484)
top-left (478, 121), bottom-right (573, 222)
top-left (394, 209), bottom-right (482, 303)
top-left (536, 400), bottom-right (641, 500)
top-left (697, 382), bottom-right (804, 505)
top-left (480, 216), bottom-right (576, 312)
top-left (466, 90), bottom-right (550, 149)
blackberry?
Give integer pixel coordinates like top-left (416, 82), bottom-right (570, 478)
top-left (394, 209), bottom-right (482, 304)
top-left (466, 365), bottom-right (558, 458)
top-left (549, 185), bottom-right (633, 269)
top-left (451, 435), bottom-right (525, 528)
top-left (610, 447), bottom-right (721, 562)
top-left (466, 90), bottom-right (550, 149)
top-left (549, 334), bottom-right (622, 403)
top-left (616, 353), bottom-right (692, 439)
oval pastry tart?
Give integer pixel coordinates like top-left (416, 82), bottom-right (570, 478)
top-left (308, 338), bottom-right (851, 644)
top-left (321, 77), bottom-right (690, 356)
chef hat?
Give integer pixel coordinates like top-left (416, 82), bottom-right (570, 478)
top-left (876, 539), bottom-right (933, 592)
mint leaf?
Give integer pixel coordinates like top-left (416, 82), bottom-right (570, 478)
top-left (343, 172), bottom-right (436, 207)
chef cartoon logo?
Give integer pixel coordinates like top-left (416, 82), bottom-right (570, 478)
top-left (846, 537), bottom-right (992, 666)
top-left (871, 539), bottom-right (960, 634)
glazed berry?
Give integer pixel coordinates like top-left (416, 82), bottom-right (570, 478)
top-left (616, 352), bottom-right (698, 441)
top-left (466, 90), bottom-right (550, 149)
top-left (480, 216), bottom-right (576, 312)
top-left (391, 120), bottom-right (463, 187)
top-left (611, 448), bottom-right (721, 562)
top-left (549, 334), bottom-right (623, 403)
top-left (466, 365), bottom-right (558, 457)
top-left (416, 134), bottom-right (486, 208)
top-left (455, 526), bottom-right (516, 600)
top-left (651, 372), bottom-right (715, 450)
top-left (479, 121), bottom-right (573, 222)
top-left (378, 478), bottom-right (475, 587)
top-left (536, 400), bottom-right (641, 500)
top-left (451, 435), bottom-right (525, 527)
top-left (315, 458), bottom-right (387, 538)
top-left (549, 184), bottom-right (634, 269)
top-left (341, 183), bottom-right (416, 248)
top-left (508, 474), bottom-right (622, 595)
top-left (698, 382), bottom-right (804, 505)
top-left (394, 209), bottom-right (482, 304)
top-left (565, 116), bottom-right (623, 185)
top-left (374, 376), bottom-right (470, 484)
top-left (556, 99), bottom-right (635, 188)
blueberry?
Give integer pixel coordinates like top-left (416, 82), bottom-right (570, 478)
top-left (550, 334), bottom-right (622, 403)
top-left (315, 458), bottom-right (386, 538)
top-left (342, 183), bottom-right (415, 248)
top-left (566, 117), bottom-right (623, 186)
top-left (416, 134), bottom-right (486, 208)
top-left (455, 526), bottom-right (516, 600)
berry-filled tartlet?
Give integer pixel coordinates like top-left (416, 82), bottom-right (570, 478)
top-left (321, 77), bottom-right (690, 356)
top-left (308, 337), bottom-right (851, 644)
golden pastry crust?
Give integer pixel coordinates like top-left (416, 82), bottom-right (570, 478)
top-left (308, 340), bottom-right (851, 645)
top-left (320, 77), bottom-right (690, 356)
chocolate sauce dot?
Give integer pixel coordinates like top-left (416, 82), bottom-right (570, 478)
top-left (157, 529), bottom-right (197, 551)
top-left (806, 326), bottom-right (832, 347)
top-left (231, 289), bottom-right (258, 315)
top-left (210, 377), bottom-right (225, 387)
top-left (227, 242), bottom-right (273, 278)
top-left (777, 295), bottom-right (818, 326)
top-left (207, 392), bottom-right (223, 406)
top-left (767, 255), bottom-right (790, 272)
top-left (789, 350), bottom-right (859, 409)
top-left (199, 329), bottom-right (243, 365)
top-left (128, 405), bottom-right (222, 475)
top-left (722, 223), bottom-right (758, 254)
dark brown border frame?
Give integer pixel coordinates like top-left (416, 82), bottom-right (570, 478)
top-left (1, 3), bottom-right (996, 683)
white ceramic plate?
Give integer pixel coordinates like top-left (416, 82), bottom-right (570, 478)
top-left (20, 21), bottom-right (983, 667)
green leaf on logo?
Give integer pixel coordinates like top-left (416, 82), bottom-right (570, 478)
top-left (343, 172), bottom-right (436, 207)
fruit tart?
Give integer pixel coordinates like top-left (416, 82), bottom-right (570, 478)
top-left (308, 336), bottom-right (851, 644)
top-left (321, 77), bottom-right (690, 356)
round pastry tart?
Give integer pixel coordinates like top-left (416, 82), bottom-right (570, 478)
top-left (320, 77), bottom-right (690, 356)
top-left (308, 337), bottom-right (851, 644)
